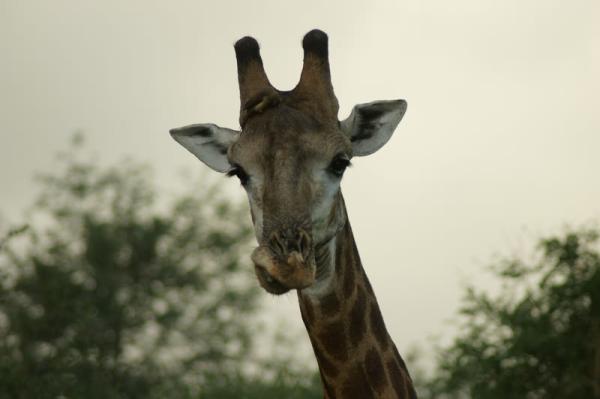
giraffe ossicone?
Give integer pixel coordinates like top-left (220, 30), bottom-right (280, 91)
top-left (171, 29), bottom-right (416, 399)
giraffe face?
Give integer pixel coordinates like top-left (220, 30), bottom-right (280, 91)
top-left (228, 107), bottom-right (351, 294)
top-left (170, 29), bottom-right (406, 295)
top-left (170, 99), bottom-right (406, 295)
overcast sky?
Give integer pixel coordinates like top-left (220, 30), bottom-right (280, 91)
top-left (2, 0), bottom-right (599, 368)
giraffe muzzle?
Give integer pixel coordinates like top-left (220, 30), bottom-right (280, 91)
top-left (251, 230), bottom-right (316, 295)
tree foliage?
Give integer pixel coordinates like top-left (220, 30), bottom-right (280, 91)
top-left (0, 139), bottom-right (261, 398)
top-left (424, 228), bottom-right (600, 399)
top-left (199, 369), bottom-right (322, 399)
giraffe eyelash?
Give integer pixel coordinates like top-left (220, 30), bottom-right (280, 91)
top-left (329, 155), bottom-right (351, 177)
top-left (226, 164), bottom-right (250, 185)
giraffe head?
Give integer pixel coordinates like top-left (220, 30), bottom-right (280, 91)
top-left (170, 30), bottom-right (406, 295)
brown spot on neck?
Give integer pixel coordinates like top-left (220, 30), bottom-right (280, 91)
top-left (316, 318), bottom-right (349, 362)
top-left (340, 365), bottom-right (376, 398)
top-left (348, 286), bottom-right (367, 345)
top-left (365, 348), bottom-right (387, 395)
top-left (319, 291), bottom-right (341, 318)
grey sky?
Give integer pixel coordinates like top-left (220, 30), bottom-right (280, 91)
top-left (2, 0), bottom-right (599, 365)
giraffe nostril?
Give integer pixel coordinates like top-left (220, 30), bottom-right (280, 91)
top-left (269, 231), bottom-right (287, 257)
top-left (297, 229), bottom-right (312, 259)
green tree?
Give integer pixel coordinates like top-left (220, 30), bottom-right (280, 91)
top-left (200, 368), bottom-right (322, 399)
top-left (0, 139), bottom-right (259, 398)
top-left (200, 326), bottom-right (323, 399)
top-left (424, 228), bottom-right (600, 399)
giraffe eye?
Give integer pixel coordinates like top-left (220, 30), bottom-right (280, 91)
top-left (227, 164), bottom-right (250, 186)
top-left (328, 155), bottom-right (351, 177)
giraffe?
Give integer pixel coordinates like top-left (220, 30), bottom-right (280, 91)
top-left (170, 29), bottom-right (417, 398)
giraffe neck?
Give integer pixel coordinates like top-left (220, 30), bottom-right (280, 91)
top-left (298, 216), bottom-right (417, 398)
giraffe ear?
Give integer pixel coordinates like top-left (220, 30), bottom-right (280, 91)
top-left (169, 123), bottom-right (240, 173)
top-left (340, 100), bottom-right (407, 156)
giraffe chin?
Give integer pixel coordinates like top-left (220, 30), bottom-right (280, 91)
top-left (251, 246), bottom-right (316, 295)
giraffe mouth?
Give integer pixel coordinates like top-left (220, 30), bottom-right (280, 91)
top-left (254, 264), bottom-right (292, 295)
top-left (251, 245), bottom-right (316, 295)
